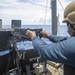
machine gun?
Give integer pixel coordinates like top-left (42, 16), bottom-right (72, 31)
top-left (11, 28), bottom-right (42, 40)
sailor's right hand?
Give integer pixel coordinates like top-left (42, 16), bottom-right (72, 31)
top-left (26, 30), bottom-right (36, 40)
top-left (40, 30), bottom-right (50, 38)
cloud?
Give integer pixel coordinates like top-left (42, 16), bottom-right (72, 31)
top-left (0, 0), bottom-right (72, 25)
top-left (56, 0), bottom-right (72, 25)
top-left (18, 0), bottom-right (30, 2)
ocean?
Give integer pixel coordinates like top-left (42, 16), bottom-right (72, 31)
top-left (2, 25), bottom-right (69, 37)
top-left (1, 25), bottom-right (69, 53)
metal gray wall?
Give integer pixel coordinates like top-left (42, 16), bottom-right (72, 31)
top-left (11, 20), bottom-right (21, 28)
top-left (0, 19), bottom-right (2, 31)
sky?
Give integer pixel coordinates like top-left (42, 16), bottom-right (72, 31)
top-left (0, 0), bottom-right (72, 25)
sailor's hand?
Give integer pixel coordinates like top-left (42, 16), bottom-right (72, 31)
top-left (40, 30), bottom-right (50, 38)
top-left (26, 30), bottom-right (36, 40)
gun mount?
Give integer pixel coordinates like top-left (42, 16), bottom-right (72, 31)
top-left (0, 28), bottom-right (49, 75)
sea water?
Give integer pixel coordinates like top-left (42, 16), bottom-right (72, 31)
top-left (2, 25), bottom-right (69, 36)
top-left (2, 25), bottom-right (70, 51)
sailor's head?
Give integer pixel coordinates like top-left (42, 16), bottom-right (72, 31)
top-left (63, 0), bottom-right (75, 36)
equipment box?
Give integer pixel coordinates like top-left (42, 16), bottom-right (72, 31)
top-left (0, 31), bottom-right (14, 74)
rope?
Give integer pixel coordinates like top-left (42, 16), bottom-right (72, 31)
top-left (43, 0), bottom-right (49, 30)
top-left (58, 0), bottom-right (64, 11)
top-left (57, 0), bottom-right (64, 36)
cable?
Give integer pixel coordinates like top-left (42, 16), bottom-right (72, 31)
top-left (58, 0), bottom-right (64, 11)
top-left (57, 0), bottom-right (64, 36)
top-left (43, 0), bottom-right (49, 30)
top-left (44, 0), bottom-right (48, 25)
top-left (28, 1), bottom-right (50, 9)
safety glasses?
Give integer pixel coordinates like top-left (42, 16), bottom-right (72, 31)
top-left (67, 22), bottom-right (75, 30)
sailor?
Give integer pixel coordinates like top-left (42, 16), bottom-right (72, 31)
top-left (27, 1), bottom-right (75, 75)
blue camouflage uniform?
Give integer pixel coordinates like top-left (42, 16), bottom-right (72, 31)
top-left (32, 35), bottom-right (75, 75)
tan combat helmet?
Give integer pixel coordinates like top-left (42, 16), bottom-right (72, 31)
top-left (63, 0), bottom-right (75, 24)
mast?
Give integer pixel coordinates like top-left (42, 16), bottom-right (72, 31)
top-left (51, 0), bottom-right (57, 35)
top-left (0, 19), bottom-right (2, 31)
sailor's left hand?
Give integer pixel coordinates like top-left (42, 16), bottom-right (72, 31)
top-left (26, 30), bottom-right (36, 40)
